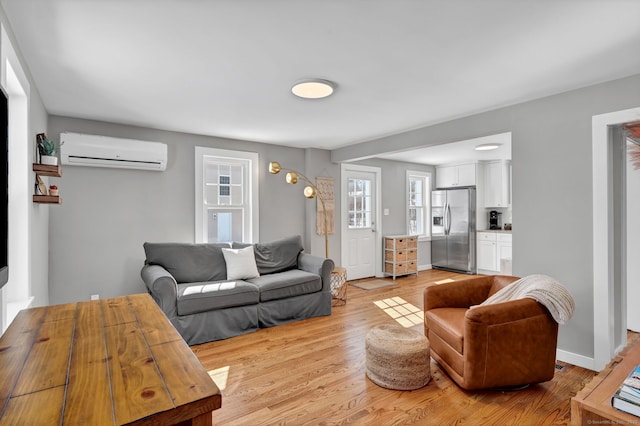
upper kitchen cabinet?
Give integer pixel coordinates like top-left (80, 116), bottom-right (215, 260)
top-left (483, 160), bottom-right (511, 208)
top-left (436, 163), bottom-right (476, 188)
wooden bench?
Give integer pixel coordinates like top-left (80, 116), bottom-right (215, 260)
top-left (0, 293), bottom-right (221, 425)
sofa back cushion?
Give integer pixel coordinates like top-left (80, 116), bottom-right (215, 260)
top-left (144, 242), bottom-right (231, 283)
top-left (232, 235), bottom-right (303, 275)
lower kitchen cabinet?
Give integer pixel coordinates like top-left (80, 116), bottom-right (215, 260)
top-left (477, 231), bottom-right (512, 273)
top-left (497, 233), bottom-right (512, 274)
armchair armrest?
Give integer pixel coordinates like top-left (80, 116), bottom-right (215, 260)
top-left (463, 297), bottom-right (559, 389)
top-left (465, 298), bottom-right (551, 325)
top-left (298, 253), bottom-right (335, 292)
top-left (141, 264), bottom-right (178, 317)
top-left (424, 276), bottom-right (495, 310)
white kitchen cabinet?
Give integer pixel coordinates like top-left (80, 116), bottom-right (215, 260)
top-left (477, 232), bottom-right (498, 272)
top-left (497, 233), bottom-right (512, 274)
top-left (483, 160), bottom-right (511, 208)
top-left (436, 163), bottom-right (476, 188)
top-left (477, 231), bottom-right (512, 273)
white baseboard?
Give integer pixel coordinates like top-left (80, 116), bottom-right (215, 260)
top-left (556, 349), bottom-right (596, 371)
top-left (419, 264), bottom-right (432, 271)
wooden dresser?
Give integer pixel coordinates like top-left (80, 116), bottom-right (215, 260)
top-left (571, 336), bottom-right (640, 425)
top-left (0, 293), bottom-right (221, 425)
top-left (384, 235), bottom-right (418, 279)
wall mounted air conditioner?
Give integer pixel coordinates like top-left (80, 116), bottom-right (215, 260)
top-left (60, 132), bottom-right (168, 171)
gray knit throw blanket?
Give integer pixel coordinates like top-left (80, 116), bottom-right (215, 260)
top-left (477, 274), bottom-right (575, 324)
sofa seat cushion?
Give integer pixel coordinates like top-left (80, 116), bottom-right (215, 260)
top-left (177, 280), bottom-right (259, 316)
top-left (248, 270), bottom-right (321, 302)
top-left (425, 307), bottom-right (467, 354)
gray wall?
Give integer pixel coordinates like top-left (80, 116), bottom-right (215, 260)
top-left (303, 148), bottom-right (342, 260)
top-left (354, 157), bottom-right (435, 269)
top-left (334, 74), bottom-right (640, 360)
top-left (47, 116), bottom-right (314, 303)
top-left (46, 116), bottom-right (438, 304)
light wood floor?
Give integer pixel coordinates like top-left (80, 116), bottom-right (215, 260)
top-left (192, 270), bottom-right (596, 425)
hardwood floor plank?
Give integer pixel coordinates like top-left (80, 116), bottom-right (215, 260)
top-left (192, 270), bottom-right (597, 425)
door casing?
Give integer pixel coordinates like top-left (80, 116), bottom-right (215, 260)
top-left (341, 163), bottom-right (382, 279)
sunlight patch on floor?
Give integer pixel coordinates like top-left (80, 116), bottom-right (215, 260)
top-left (374, 296), bottom-right (423, 327)
top-left (434, 278), bottom-right (455, 284)
top-left (208, 366), bottom-right (230, 390)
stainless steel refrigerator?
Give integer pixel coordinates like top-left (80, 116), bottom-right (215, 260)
top-left (431, 187), bottom-right (476, 274)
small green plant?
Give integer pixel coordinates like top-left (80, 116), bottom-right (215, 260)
top-left (36, 133), bottom-right (62, 156)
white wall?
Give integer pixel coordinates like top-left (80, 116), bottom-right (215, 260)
top-left (0, 5), bottom-right (50, 327)
top-left (627, 139), bottom-right (640, 331)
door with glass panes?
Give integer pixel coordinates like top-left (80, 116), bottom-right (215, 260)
top-left (344, 169), bottom-right (376, 280)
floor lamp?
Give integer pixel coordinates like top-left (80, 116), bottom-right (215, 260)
top-left (268, 161), bottom-right (329, 258)
top-left (268, 161), bottom-right (347, 305)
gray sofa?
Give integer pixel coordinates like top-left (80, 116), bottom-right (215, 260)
top-left (141, 235), bottom-right (334, 345)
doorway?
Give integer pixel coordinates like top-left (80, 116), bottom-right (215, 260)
top-left (592, 106), bottom-right (640, 371)
top-left (341, 164), bottom-right (381, 280)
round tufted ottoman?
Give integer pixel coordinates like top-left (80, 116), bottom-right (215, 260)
top-left (365, 324), bottom-right (431, 390)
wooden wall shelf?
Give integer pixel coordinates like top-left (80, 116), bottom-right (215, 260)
top-left (33, 162), bottom-right (62, 204)
top-left (33, 164), bottom-right (62, 177)
top-left (33, 195), bottom-right (62, 204)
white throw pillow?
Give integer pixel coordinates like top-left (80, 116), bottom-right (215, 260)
top-left (221, 246), bottom-right (260, 280)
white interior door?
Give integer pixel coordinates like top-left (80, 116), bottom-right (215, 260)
top-left (343, 168), bottom-right (377, 280)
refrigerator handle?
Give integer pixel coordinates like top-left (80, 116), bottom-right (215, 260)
top-left (446, 204), bottom-right (452, 235)
top-left (442, 203), bottom-right (446, 235)
top-left (443, 203), bottom-right (448, 235)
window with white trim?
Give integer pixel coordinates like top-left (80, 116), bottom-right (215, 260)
top-left (195, 147), bottom-right (259, 243)
top-left (407, 171), bottom-right (431, 238)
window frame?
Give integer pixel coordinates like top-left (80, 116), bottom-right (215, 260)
top-left (347, 177), bottom-right (373, 230)
top-left (406, 170), bottom-right (432, 240)
top-left (195, 147), bottom-right (259, 244)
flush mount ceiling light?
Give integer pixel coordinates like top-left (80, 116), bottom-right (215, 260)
top-left (475, 143), bottom-right (502, 151)
top-left (291, 79), bottom-right (335, 99)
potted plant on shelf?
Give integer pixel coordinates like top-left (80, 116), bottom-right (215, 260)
top-left (36, 133), bottom-right (62, 165)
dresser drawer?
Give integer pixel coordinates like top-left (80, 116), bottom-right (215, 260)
top-left (385, 262), bottom-right (407, 275)
top-left (386, 238), bottom-right (407, 249)
top-left (406, 249), bottom-right (417, 261)
top-left (406, 237), bottom-right (418, 248)
top-left (385, 250), bottom-right (407, 261)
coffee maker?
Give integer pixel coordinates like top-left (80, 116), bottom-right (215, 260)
top-left (489, 210), bottom-right (502, 230)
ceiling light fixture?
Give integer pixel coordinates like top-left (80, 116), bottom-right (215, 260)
top-left (475, 143), bottom-right (502, 151)
top-left (291, 79), bottom-right (335, 99)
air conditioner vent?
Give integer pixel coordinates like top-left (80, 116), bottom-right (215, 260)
top-left (60, 133), bottom-right (168, 171)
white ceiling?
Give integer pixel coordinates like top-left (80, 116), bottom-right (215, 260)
top-left (379, 132), bottom-right (511, 165)
top-left (1, 1), bottom-right (639, 152)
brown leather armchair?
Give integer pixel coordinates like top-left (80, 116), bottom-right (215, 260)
top-left (423, 275), bottom-right (559, 390)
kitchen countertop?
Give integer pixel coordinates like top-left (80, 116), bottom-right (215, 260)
top-left (477, 229), bottom-right (512, 233)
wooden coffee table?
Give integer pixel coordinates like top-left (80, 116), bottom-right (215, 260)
top-left (0, 293), bottom-right (221, 425)
top-left (571, 336), bottom-right (640, 425)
